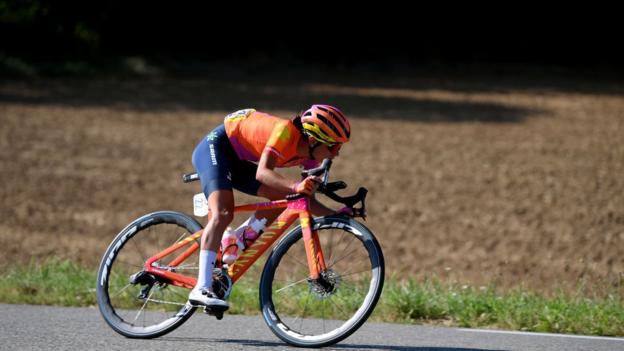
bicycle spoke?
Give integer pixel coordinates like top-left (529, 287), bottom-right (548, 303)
top-left (97, 212), bottom-right (205, 339)
top-left (326, 230), bottom-right (337, 264)
top-left (133, 288), bottom-right (155, 324)
top-left (272, 278), bottom-right (301, 282)
top-left (111, 283), bottom-right (134, 298)
top-left (163, 287), bottom-right (189, 301)
top-left (115, 259), bottom-right (144, 269)
top-left (284, 251), bottom-right (308, 268)
top-left (329, 235), bottom-right (356, 267)
top-left (329, 244), bottom-right (361, 268)
top-left (260, 215), bottom-right (385, 347)
top-left (145, 297), bottom-right (186, 307)
top-left (298, 290), bottom-right (312, 332)
top-left (340, 268), bottom-right (372, 279)
top-left (131, 235), bottom-right (148, 262)
top-left (338, 256), bottom-right (372, 274)
top-left (275, 277), bottom-right (309, 293)
top-left (322, 299), bottom-right (326, 334)
top-left (143, 302), bottom-right (147, 327)
top-left (336, 282), bottom-right (364, 297)
top-left (327, 295), bottom-right (350, 319)
top-left (273, 233), bottom-right (368, 326)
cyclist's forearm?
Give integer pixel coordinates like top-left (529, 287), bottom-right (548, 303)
top-left (256, 167), bottom-right (295, 193)
top-left (257, 151), bottom-right (298, 193)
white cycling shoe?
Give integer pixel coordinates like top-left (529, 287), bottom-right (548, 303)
top-left (188, 288), bottom-right (229, 311)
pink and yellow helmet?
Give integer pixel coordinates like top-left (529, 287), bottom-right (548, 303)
top-left (301, 105), bottom-right (351, 145)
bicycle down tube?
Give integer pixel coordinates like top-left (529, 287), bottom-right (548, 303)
top-left (142, 196), bottom-right (329, 287)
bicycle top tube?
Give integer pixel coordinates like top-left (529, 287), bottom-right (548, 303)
top-left (233, 199), bottom-right (289, 213)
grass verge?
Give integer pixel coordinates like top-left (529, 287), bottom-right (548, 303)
top-left (0, 259), bottom-right (621, 336)
top-left (376, 277), bottom-right (623, 336)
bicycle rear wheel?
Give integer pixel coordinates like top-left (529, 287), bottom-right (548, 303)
top-left (96, 211), bottom-right (202, 338)
top-left (259, 215), bottom-right (385, 347)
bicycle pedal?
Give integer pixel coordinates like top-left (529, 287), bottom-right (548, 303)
top-left (203, 305), bottom-right (229, 316)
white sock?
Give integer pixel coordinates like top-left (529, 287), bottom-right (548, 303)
top-left (196, 250), bottom-right (217, 290)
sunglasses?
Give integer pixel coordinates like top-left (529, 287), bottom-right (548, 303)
top-left (310, 137), bottom-right (342, 152)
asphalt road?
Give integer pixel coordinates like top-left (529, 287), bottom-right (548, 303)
top-left (1, 304), bottom-right (622, 351)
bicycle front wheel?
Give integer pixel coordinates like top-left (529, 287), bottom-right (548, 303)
top-left (96, 211), bottom-right (202, 338)
top-left (259, 215), bottom-right (385, 348)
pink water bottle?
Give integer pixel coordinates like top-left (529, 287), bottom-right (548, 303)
top-left (241, 218), bottom-right (267, 248)
top-left (220, 227), bottom-right (243, 265)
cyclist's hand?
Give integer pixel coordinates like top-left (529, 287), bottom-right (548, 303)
top-left (336, 206), bottom-right (354, 217)
top-left (292, 176), bottom-right (320, 196)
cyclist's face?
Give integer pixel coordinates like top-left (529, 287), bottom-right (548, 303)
top-left (328, 143), bottom-right (342, 155)
top-left (311, 141), bottom-right (341, 160)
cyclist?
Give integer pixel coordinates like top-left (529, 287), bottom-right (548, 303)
top-left (188, 104), bottom-right (353, 310)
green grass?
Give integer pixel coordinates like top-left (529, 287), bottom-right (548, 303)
top-left (0, 259), bottom-right (97, 306)
top-left (376, 277), bottom-right (624, 336)
top-left (0, 260), bottom-right (622, 336)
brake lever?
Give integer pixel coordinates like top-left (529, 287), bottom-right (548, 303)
top-left (353, 207), bottom-right (367, 220)
top-left (301, 159), bottom-right (368, 220)
top-left (351, 188), bottom-right (368, 220)
top-left (321, 186), bottom-right (368, 220)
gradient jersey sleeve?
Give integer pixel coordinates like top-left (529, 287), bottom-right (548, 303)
top-left (224, 109), bottom-right (309, 168)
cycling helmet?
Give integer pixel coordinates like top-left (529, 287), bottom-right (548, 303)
top-left (301, 104), bottom-right (350, 145)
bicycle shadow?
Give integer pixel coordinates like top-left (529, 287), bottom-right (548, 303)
top-left (159, 336), bottom-right (507, 351)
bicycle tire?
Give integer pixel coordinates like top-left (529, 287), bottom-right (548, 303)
top-left (96, 211), bottom-right (202, 339)
top-left (259, 215), bottom-right (385, 348)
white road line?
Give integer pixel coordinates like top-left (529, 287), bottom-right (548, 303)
top-left (458, 328), bottom-right (624, 342)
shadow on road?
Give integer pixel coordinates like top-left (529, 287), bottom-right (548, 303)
top-left (159, 336), bottom-right (507, 351)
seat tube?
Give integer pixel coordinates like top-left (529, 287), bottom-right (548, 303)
top-left (296, 198), bottom-right (327, 280)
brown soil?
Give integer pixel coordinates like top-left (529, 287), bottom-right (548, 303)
top-left (1, 68), bottom-right (623, 294)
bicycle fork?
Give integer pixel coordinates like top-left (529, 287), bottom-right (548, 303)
top-left (293, 197), bottom-right (328, 280)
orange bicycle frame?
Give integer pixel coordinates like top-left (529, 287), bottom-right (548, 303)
top-left (143, 196), bottom-right (327, 289)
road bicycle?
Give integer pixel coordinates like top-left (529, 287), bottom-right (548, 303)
top-left (96, 159), bottom-right (385, 348)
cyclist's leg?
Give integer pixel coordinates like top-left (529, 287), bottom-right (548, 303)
top-left (203, 189), bottom-right (234, 251)
top-left (190, 125), bottom-right (234, 308)
top-left (231, 160), bottom-right (289, 226)
top-left (192, 124), bottom-right (236, 249)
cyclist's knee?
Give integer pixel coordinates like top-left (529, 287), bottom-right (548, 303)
top-left (210, 208), bottom-right (234, 229)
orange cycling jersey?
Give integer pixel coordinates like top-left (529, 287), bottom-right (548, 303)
top-left (224, 109), bottom-right (318, 169)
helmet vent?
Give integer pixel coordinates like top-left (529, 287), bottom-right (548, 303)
top-left (316, 114), bottom-right (344, 139)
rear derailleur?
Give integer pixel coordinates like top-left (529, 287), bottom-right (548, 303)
top-left (128, 270), bottom-right (173, 300)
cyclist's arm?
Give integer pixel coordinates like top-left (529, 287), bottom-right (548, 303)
top-left (301, 161), bottom-right (334, 215)
top-left (257, 152), bottom-right (336, 216)
top-left (256, 149), bottom-right (300, 193)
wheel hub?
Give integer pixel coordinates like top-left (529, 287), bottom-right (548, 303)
top-left (308, 269), bottom-right (341, 299)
